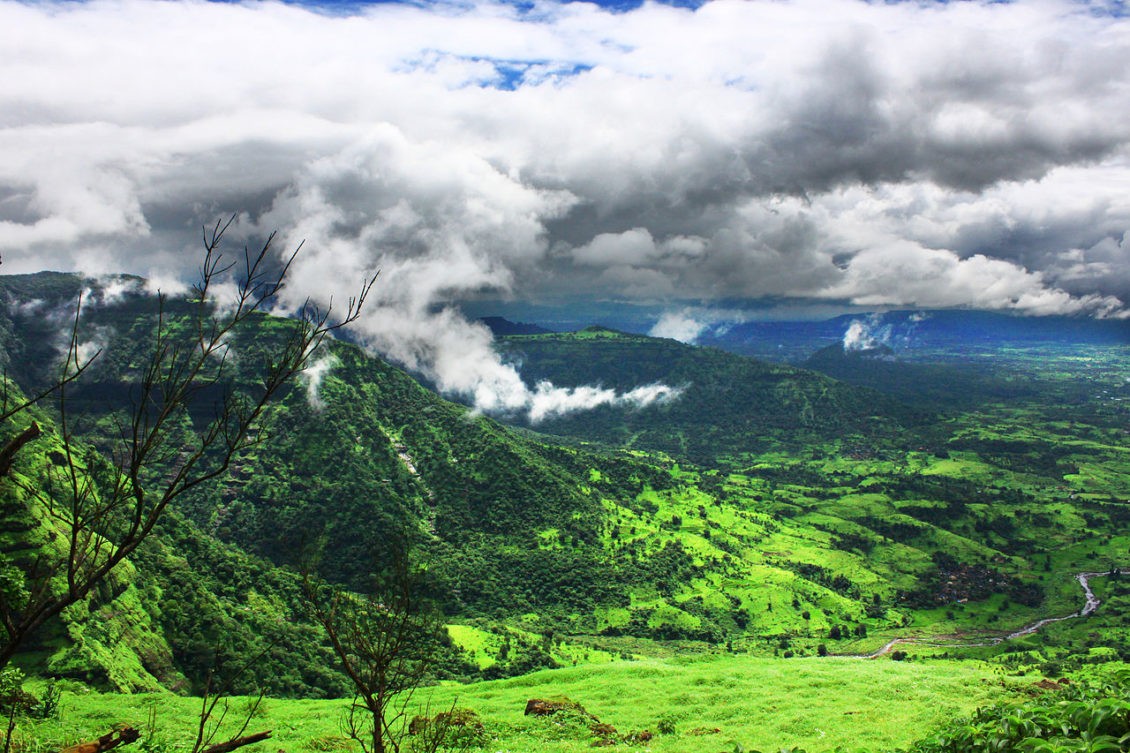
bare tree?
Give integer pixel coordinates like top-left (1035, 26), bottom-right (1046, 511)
top-left (188, 648), bottom-right (275, 753)
top-left (303, 546), bottom-right (448, 753)
top-left (0, 216), bottom-right (375, 669)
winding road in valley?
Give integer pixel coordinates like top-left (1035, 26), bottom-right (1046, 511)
top-left (847, 569), bottom-right (1128, 659)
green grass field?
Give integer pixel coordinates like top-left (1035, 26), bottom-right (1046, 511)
top-left (16, 655), bottom-right (1027, 753)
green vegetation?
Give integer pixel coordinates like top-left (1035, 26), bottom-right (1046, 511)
top-left (2, 273), bottom-right (1129, 753)
top-left (13, 655), bottom-right (1025, 753)
top-left (908, 668), bottom-right (1130, 753)
top-left (498, 329), bottom-right (927, 463)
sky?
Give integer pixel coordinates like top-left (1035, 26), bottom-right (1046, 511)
top-left (2, 0), bottom-right (1129, 415)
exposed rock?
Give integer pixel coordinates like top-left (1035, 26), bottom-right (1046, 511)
top-left (589, 722), bottom-right (618, 743)
top-left (524, 697), bottom-right (592, 718)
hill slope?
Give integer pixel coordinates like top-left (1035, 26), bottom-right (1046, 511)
top-left (4, 273), bottom-right (1129, 697)
top-left (497, 327), bottom-right (927, 464)
top-left (0, 275), bottom-right (942, 685)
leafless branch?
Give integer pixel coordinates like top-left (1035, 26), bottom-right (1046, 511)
top-left (303, 544), bottom-right (443, 753)
top-left (0, 292), bottom-right (99, 477)
top-left (0, 219), bottom-right (376, 670)
top-left (198, 730), bottom-right (272, 753)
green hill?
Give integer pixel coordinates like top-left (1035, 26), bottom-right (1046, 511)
top-left (497, 327), bottom-right (929, 464)
top-left (0, 277), bottom-right (926, 691)
top-left (802, 342), bottom-right (1043, 409)
top-left (3, 272), bottom-right (1129, 710)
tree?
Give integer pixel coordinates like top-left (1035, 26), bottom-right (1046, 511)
top-left (0, 216), bottom-right (375, 670)
top-left (188, 654), bottom-right (274, 753)
top-left (303, 545), bottom-right (448, 753)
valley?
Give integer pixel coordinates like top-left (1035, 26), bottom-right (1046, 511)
top-left (1, 273), bottom-right (1128, 753)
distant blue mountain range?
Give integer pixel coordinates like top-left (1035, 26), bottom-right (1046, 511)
top-left (479, 309), bottom-right (1128, 363)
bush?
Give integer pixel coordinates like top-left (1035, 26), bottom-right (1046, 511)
top-left (0, 670), bottom-right (59, 720)
top-left (408, 707), bottom-right (488, 750)
top-left (908, 671), bottom-right (1130, 753)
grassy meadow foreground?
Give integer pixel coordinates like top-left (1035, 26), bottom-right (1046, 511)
top-left (18, 656), bottom-right (1024, 753)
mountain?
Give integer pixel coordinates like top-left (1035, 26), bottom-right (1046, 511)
top-left (3, 273), bottom-right (1129, 701)
top-left (478, 316), bottom-right (555, 336)
top-left (700, 309), bottom-right (1130, 362)
top-left (0, 374), bottom-right (348, 695)
top-left (801, 342), bottom-right (1043, 409)
top-left (0, 275), bottom-right (632, 674)
top-left (496, 326), bottom-right (929, 464)
top-left (0, 275), bottom-right (939, 689)
top-left (862, 309), bottom-right (1130, 346)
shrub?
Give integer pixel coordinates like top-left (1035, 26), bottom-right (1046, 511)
top-left (908, 671), bottom-right (1130, 753)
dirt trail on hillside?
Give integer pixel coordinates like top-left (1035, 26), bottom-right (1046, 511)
top-left (843, 569), bottom-right (1127, 659)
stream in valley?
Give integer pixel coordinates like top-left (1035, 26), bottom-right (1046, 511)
top-left (852, 568), bottom-right (1127, 659)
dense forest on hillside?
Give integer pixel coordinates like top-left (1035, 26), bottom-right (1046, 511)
top-left (497, 327), bottom-right (929, 464)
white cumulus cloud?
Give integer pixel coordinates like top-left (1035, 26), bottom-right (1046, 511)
top-left (2, 0), bottom-right (1129, 414)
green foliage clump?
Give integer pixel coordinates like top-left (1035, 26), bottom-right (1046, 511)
top-left (655, 714), bottom-right (678, 735)
top-left (407, 707), bottom-right (488, 751)
top-left (909, 671), bottom-right (1130, 753)
top-left (1, 668), bottom-right (60, 722)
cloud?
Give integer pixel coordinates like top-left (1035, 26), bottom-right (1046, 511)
top-left (90, 276), bottom-right (141, 305)
top-left (650, 310), bottom-right (710, 344)
top-left (823, 240), bottom-right (1126, 317)
top-left (841, 311), bottom-right (940, 352)
top-left (2, 0), bottom-right (1130, 410)
top-left (300, 352), bottom-right (340, 411)
top-left (245, 126), bottom-right (678, 418)
top-left (74, 325), bottom-right (111, 369)
top-left (528, 380), bottom-right (682, 423)
top-left (572, 228), bottom-right (659, 267)
top-left (842, 314), bottom-right (892, 352)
